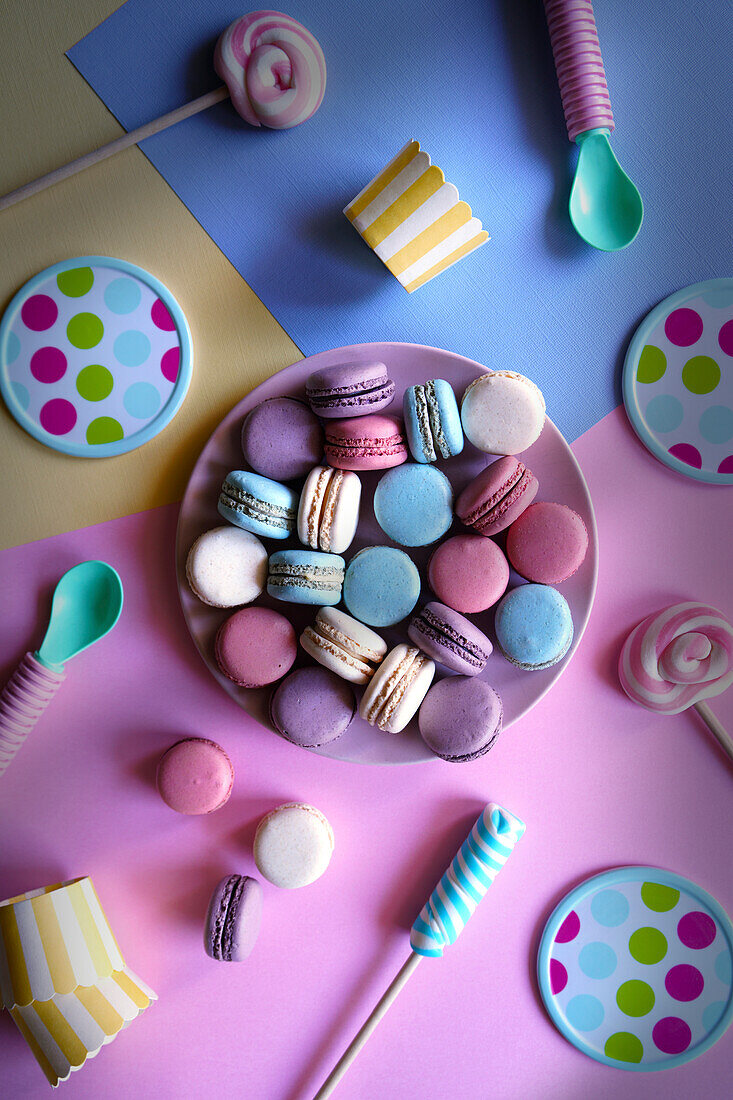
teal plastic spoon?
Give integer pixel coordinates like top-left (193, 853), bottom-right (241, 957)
top-left (570, 128), bottom-right (643, 251)
top-left (0, 561), bottom-right (123, 776)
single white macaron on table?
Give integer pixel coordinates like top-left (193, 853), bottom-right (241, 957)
top-left (254, 803), bottom-right (334, 889)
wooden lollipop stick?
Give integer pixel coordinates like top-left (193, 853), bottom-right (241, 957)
top-left (0, 85), bottom-right (229, 213)
top-left (694, 701), bottom-right (733, 763)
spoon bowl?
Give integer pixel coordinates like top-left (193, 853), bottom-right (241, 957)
top-left (36, 561), bottom-right (123, 670)
top-left (569, 129), bottom-right (643, 251)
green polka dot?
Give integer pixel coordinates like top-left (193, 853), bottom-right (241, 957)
top-left (637, 345), bottom-right (666, 383)
top-left (604, 1031), bottom-right (643, 1064)
top-left (56, 266), bottom-right (94, 297)
top-left (67, 313), bottom-right (104, 349)
top-left (629, 926), bottom-right (668, 965)
top-left (682, 355), bottom-right (720, 394)
top-left (641, 882), bottom-right (680, 912)
top-left (86, 417), bottom-right (123, 445)
top-left (76, 365), bottom-right (113, 402)
top-left (616, 980), bottom-right (655, 1017)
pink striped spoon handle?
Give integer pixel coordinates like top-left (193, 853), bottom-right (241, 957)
top-left (544, 0), bottom-right (615, 141)
top-left (0, 653), bottom-right (65, 777)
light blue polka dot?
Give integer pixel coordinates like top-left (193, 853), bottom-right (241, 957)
top-left (578, 942), bottom-right (617, 980)
top-left (591, 889), bottom-right (630, 928)
top-left (702, 1001), bottom-right (726, 1033)
top-left (645, 394), bottom-right (684, 433)
top-left (6, 330), bottom-right (21, 365)
top-left (123, 381), bottom-right (161, 420)
top-left (699, 405), bottom-right (733, 445)
top-left (565, 994), bottom-right (605, 1032)
top-left (104, 277), bottom-right (142, 314)
top-left (12, 381), bottom-right (30, 410)
top-left (114, 330), bottom-right (151, 367)
top-left (714, 949), bottom-right (732, 985)
top-left (701, 287), bottom-right (733, 309)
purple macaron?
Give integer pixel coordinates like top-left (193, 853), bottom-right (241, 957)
top-left (306, 361), bottom-right (396, 418)
top-left (408, 601), bottom-right (492, 676)
top-left (241, 397), bottom-right (324, 481)
top-left (418, 677), bottom-right (503, 762)
top-left (269, 666), bottom-right (356, 748)
top-left (204, 874), bottom-right (263, 961)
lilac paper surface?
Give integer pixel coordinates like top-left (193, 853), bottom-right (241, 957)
top-left (67, 0), bottom-right (733, 441)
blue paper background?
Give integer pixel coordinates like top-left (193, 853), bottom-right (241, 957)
top-left (68, 0), bottom-right (732, 441)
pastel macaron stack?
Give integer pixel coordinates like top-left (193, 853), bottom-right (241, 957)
top-left (204, 875), bottom-right (263, 962)
top-left (297, 465), bottom-right (361, 553)
top-left (300, 607), bottom-right (387, 684)
top-left (359, 644), bottom-right (435, 733)
top-left (267, 549), bottom-right (345, 605)
top-left (455, 457), bottom-right (538, 537)
top-left (306, 361), bottom-right (395, 417)
top-left (323, 414), bottom-right (407, 471)
top-left (218, 470), bottom-right (298, 540)
top-left (403, 378), bottom-right (464, 463)
top-left (408, 602), bottom-right (492, 677)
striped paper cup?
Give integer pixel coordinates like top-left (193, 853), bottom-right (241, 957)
top-left (344, 140), bottom-right (489, 293)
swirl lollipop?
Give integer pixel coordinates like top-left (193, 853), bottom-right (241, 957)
top-left (0, 11), bottom-right (326, 212)
top-left (619, 602), bottom-right (733, 762)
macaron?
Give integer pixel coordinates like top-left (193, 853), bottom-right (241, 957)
top-left (403, 378), bottom-right (463, 463)
top-left (461, 371), bottom-right (546, 454)
top-left (506, 502), bottom-right (589, 584)
top-left (270, 666), bottom-right (356, 748)
top-left (204, 874), bottom-right (262, 961)
top-left (241, 397), bottom-right (324, 481)
top-left (455, 457), bottom-right (538, 537)
top-left (218, 470), bottom-right (298, 540)
top-left (324, 414), bottom-right (408, 471)
top-left (156, 737), bottom-right (234, 815)
top-left (373, 464), bottom-right (454, 547)
top-left (297, 465), bottom-right (361, 553)
top-left (428, 534), bottom-right (509, 613)
top-left (215, 606), bottom-right (297, 687)
top-left (494, 584), bottom-right (574, 670)
top-left (408, 601), bottom-right (492, 676)
top-left (359, 644), bottom-right (435, 733)
top-left (306, 360), bottom-right (396, 418)
top-left (343, 546), bottom-right (421, 627)
top-left (418, 677), bottom-right (503, 762)
top-left (186, 526), bottom-right (267, 608)
top-left (254, 803), bottom-right (334, 888)
top-left (267, 549), bottom-right (345, 605)
top-left (300, 607), bottom-right (387, 684)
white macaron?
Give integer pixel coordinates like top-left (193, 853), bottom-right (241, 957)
top-left (297, 465), bottom-right (361, 554)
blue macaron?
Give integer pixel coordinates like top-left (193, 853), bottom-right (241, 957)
top-left (494, 584), bottom-right (574, 670)
top-left (267, 549), bottom-right (345, 605)
top-left (343, 546), bottom-right (421, 627)
top-left (403, 379), bottom-right (464, 463)
top-left (373, 464), bottom-right (454, 547)
top-left (218, 471), bottom-right (298, 540)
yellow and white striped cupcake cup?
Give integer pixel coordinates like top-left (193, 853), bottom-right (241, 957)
top-left (344, 140), bottom-right (489, 293)
top-left (0, 877), bottom-right (156, 1087)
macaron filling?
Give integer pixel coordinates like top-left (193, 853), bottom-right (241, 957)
top-left (412, 384), bottom-right (436, 462)
top-left (268, 561), bottom-right (345, 592)
top-left (308, 375), bottom-right (395, 410)
top-left (219, 480), bottom-right (296, 532)
top-left (213, 874), bottom-right (244, 961)
top-left (324, 431), bottom-right (405, 461)
top-left (412, 607), bottom-right (490, 670)
top-left (302, 467), bottom-right (345, 551)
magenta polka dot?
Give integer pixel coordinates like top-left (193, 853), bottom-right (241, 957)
top-left (151, 298), bottom-right (175, 331)
top-left (21, 294), bottom-right (58, 331)
top-left (555, 910), bottom-right (580, 944)
top-left (550, 958), bottom-right (567, 994)
top-left (161, 346), bottom-right (180, 383)
top-left (39, 399), bottom-right (77, 435)
top-left (718, 319), bottom-right (733, 357)
top-left (678, 911), bottom-right (716, 949)
top-left (718, 455), bottom-right (733, 474)
top-left (669, 443), bottom-right (702, 468)
top-left (652, 1016), bottom-right (692, 1055)
top-left (30, 347), bottom-right (67, 384)
top-left (665, 964), bottom-right (704, 1001)
top-left (665, 308), bottom-right (703, 347)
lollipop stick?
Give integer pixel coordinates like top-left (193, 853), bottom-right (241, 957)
top-left (313, 951), bottom-right (421, 1100)
top-left (694, 701), bottom-right (733, 763)
top-left (0, 85), bottom-right (229, 213)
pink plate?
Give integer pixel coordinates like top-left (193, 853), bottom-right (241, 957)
top-left (176, 343), bottom-right (598, 765)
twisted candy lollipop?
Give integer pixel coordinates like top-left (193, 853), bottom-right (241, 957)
top-left (0, 11), bottom-right (326, 212)
top-left (619, 602), bottom-right (733, 762)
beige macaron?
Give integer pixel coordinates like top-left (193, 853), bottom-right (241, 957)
top-left (359, 644), bottom-right (435, 733)
top-left (254, 803), bottom-right (334, 889)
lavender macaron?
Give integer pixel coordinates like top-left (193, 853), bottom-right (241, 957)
top-left (419, 677), bottom-right (503, 762)
top-left (270, 666), bottom-right (356, 748)
top-left (408, 602), bottom-right (492, 676)
top-left (306, 361), bottom-right (395, 418)
top-left (241, 397), bottom-right (324, 481)
top-left (204, 874), bottom-right (262, 961)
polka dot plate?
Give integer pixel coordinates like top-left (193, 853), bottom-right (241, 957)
top-left (623, 278), bottom-right (733, 485)
top-left (0, 256), bottom-right (193, 457)
top-left (537, 867), bottom-right (733, 1071)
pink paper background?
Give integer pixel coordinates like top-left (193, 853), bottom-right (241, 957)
top-left (1, 407), bottom-right (732, 1098)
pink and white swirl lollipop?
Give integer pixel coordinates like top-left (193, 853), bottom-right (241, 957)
top-left (0, 11), bottom-right (326, 212)
top-left (619, 602), bottom-right (733, 762)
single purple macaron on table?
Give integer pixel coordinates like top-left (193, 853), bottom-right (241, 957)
top-left (419, 677), bottom-right (503, 762)
top-left (270, 666), bottom-right (356, 748)
top-left (241, 397), bottom-right (324, 481)
top-left (204, 874), bottom-right (263, 962)
top-left (305, 361), bottom-right (396, 418)
top-left (156, 737), bottom-right (234, 815)
top-left (408, 601), bottom-right (493, 676)
top-left (455, 457), bottom-right (538, 537)
top-left (506, 501), bottom-right (589, 584)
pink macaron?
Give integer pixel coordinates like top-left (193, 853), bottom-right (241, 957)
top-left (323, 415), bottom-right (408, 471)
top-left (455, 457), bottom-right (538, 537)
top-left (215, 606), bottom-right (297, 688)
top-left (156, 738), bottom-right (234, 815)
top-left (506, 502), bottom-right (588, 584)
top-left (428, 534), bottom-right (510, 614)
